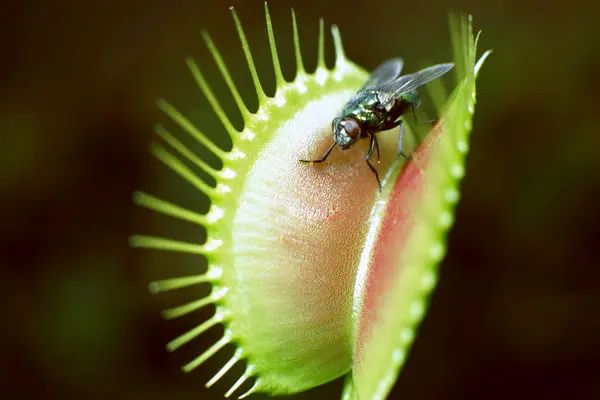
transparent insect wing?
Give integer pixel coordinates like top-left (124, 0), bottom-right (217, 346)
top-left (382, 63), bottom-right (454, 101)
top-left (358, 58), bottom-right (404, 92)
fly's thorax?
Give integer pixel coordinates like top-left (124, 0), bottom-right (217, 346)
top-left (343, 92), bottom-right (377, 119)
top-left (342, 91), bottom-right (375, 115)
top-left (342, 91), bottom-right (389, 132)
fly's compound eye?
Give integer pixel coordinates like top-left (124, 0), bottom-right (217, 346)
top-left (340, 119), bottom-right (361, 139)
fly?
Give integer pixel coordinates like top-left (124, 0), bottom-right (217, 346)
top-left (299, 58), bottom-right (454, 191)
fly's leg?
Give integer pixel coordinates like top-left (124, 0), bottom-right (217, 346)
top-left (411, 103), bottom-right (436, 125)
top-left (397, 120), bottom-right (409, 160)
top-left (299, 142), bottom-right (336, 163)
top-left (374, 134), bottom-right (381, 162)
top-left (380, 119), bottom-right (407, 160)
top-left (411, 103), bottom-right (419, 123)
top-left (366, 134), bottom-right (382, 192)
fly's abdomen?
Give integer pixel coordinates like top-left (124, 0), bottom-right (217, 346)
top-left (400, 91), bottom-right (420, 108)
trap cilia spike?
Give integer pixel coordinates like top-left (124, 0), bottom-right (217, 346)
top-left (131, 3), bottom-right (490, 399)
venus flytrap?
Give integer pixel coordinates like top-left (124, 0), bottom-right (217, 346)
top-left (132, 4), bottom-right (490, 399)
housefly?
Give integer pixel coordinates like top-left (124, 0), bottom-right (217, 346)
top-left (299, 58), bottom-right (454, 191)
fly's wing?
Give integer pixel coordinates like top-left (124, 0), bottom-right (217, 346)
top-left (357, 58), bottom-right (404, 93)
top-left (377, 63), bottom-right (454, 108)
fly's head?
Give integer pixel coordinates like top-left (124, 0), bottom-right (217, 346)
top-left (333, 116), bottom-right (362, 150)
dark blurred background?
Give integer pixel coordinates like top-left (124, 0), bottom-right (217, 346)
top-left (2, 0), bottom-right (599, 398)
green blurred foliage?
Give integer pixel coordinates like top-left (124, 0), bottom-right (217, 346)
top-left (1, 0), bottom-right (599, 398)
